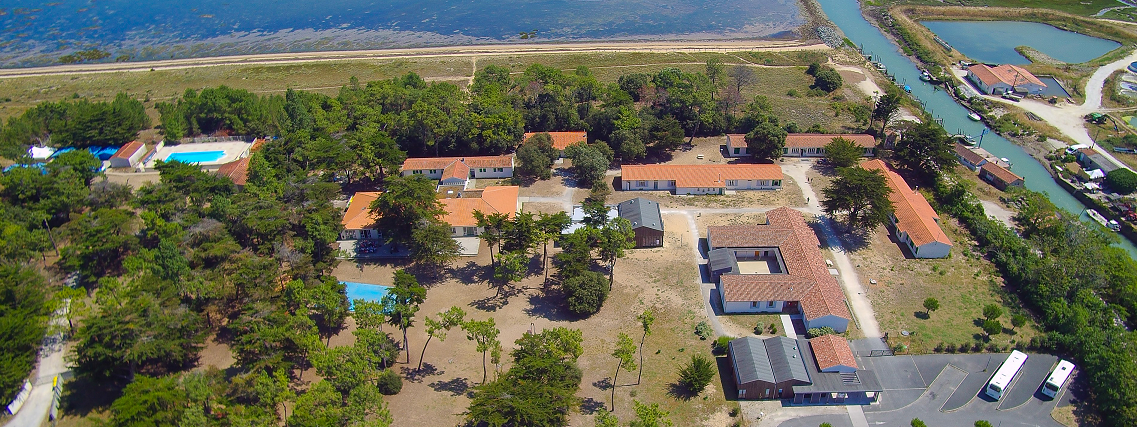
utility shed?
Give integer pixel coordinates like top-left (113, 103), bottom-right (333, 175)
top-left (617, 197), bottom-right (664, 247)
top-left (729, 336), bottom-right (811, 400)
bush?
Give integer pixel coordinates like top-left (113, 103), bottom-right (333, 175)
top-left (946, 342), bottom-right (957, 353)
top-left (562, 270), bottom-right (609, 316)
top-left (713, 336), bottom-right (732, 355)
top-left (958, 343), bottom-right (971, 353)
top-left (971, 342), bottom-right (984, 353)
top-left (787, 89), bottom-right (800, 97)
top-left (678, 354), bottom-right (716, 395)
top-left (975, 421), bottom-right (993, 427)
top-left (911, 419), bottom-right (927, 427)
top-left (695, 321), bottom-right (714, 340)
top-left (754, 321), bottom-right (764, 335)
top-left (934, 342), bottom-right (946, 353)
top-left (768, 324), bottom-right (778, 335)
top-left (376, 369), bottom-right (403, 395)
top-left (1105, 168), bottom-right (1137, 194)
top-left (806, 327), bottom-right (838, 338)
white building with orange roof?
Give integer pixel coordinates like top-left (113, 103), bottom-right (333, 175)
top-left (523, 131), bottom-right (587, 156)
top-left (783, 133), bottom-right (877, 158)
top-left (966, 64), bottom-right (1047, 95)
top-left (439, 186), bottom-right (520, 238)
top-left (400, 155), bottom-right (514, 189)
top-left (861, 159), bottom-right (953, 259)
top-left (340, 192), bottom-right (382, 240)
top-left (620, 164), bottom-right (782, 195)
top-left (707, 207), bottom-right (851, 333)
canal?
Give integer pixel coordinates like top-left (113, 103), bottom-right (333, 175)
top-left (814, 0), bottom-right (1137, 257)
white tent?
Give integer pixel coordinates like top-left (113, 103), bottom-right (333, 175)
top-left (1087, 169), bottom-right (1106, 180)
top-left (28, 146), bottom-right (55, 160)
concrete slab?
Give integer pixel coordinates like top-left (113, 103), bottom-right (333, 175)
top-left (846, 405), bottom-right (869, 427)
top-left (998, 354), bottom-right (1057, 410)
top-left (780, 314), bottom-right (796, 338)
top-left (455, 237), bottom-right (481, 256)
top-left (942, 354), bottom-right (1008, 412)
top-left (855, 355), bottom-right (927, 390)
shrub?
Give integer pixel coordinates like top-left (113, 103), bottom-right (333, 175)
top-left (958, 343), bottom-right (971, 353)
top-left (754, 321), bottom-right (764, 335)
top-left (975, 421), bottom-right (993, 427)
top-left (911, 419), bottom-right (927, 427)
top-left (934, 342), bottom-right (946, 353)
top-left (1105, 168), bottom-right (1137, 194)
top-left (376, 369), bottom-right (403, 395)
top-left (768, 324), bottom-right (778, 335)
top-left (787, 89), bottom-right (800, 97)
top-left (678, 354), bottom-right (716, 395)
top-left (695, 321), bottom-right (713, 340)
top-left (971, 342), bottom-right (984, 353)
top-left (713, 336), bottom-right (732, 355)
top-left (562, 270), bottom-right (609, 316)
top-left (806, 327), bottom-right (838, 338)
top-left (945, 342), bottom-right (957, 353)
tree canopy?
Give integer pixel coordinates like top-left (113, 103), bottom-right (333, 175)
top-left (822, 166), bottom-right (895, 231)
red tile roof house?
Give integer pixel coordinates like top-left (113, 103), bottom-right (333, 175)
top-left (862, 160), bottom-right (953, 259)
top-left (523, 132), bottom-right (587, 157)
top-left (216, 157), bottom-right (251, 188)
top-left (809, 335), bottom-right (858, 373)
top-left (340, 192), bottom-right (383, 240)
top-left (966, 64), bottom-right (1047, 96)
top-left (783, 134), bottom-right (877, 158)
top-left (108, 141), bottom-right (146, 168)
top-left (979, 163), bottom-right (1025, 191)
top-left (725, 134), bottom-right (750, 157)
top-left (707, 207), bottom-right (851, 333)
top-left (400, 155), bottom-right (514, 189)
top-left (620, 164), bottom-right (783, 195)
top-left (439, 186), bottom-right (520, 238)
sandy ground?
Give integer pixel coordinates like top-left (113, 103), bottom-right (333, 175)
top-left (832, 62), bottom-right (921, 122)
top-left (0, 41), bottom-right (830, 79)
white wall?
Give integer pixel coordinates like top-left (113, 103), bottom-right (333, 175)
top-left (340, 228), bottom-right (380, 240)
top-left (403, 169), bottom-right (443, 179)
top-left (820, 364), bottom-right (857, 374)
top-left (913, 241), bottom-right (952, 259)
top-left (725, 180), bottom-right (781, 190)
top-left (472, 166), bottom-right (513, 178)
top-left (623, 180), bottom-right (676, 191)
top-left (677, 187), bottom-right (725, 195)
top-left (728, 146), bottom-right (749, 157)
top-left (449, 226), bottom-right (482, 237)
top-left (804, 315), bottom-right (849, 333)
top-left (441, 177), bottom-right (468, 187)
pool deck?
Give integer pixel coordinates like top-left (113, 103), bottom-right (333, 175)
top-left (144, 141), bottom-right (253, 169)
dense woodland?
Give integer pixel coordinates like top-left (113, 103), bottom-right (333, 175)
top-left (1, 58), bottom-right (1135, 426)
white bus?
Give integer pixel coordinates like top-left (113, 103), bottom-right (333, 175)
top-left (986, 350), bottom-right (1029, 400)
top-left (1041, 360), bottom-right (1075, 398)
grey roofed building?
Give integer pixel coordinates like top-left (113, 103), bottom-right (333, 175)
top-left (617, 198), bottom-right (663, 231)
top-left (731, 336), bottom-right (810, 384)
top-left (617, 197), bottom-right (664, 247)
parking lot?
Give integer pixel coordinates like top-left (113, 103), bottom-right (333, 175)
top-left (778, 352), bottom-right (1075, 427)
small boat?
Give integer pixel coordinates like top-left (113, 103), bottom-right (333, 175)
top-left (873, 62), bottom-right (886, 71)
top-left (1087, 209), bottom-right (1120, 231)
top-left (953, 134), bottom-right (976, 146)
top-left (919, 70), bottom-right (932, 82)
top-left (968, 112), bottom-right (982, 121)
top-left (904, 85), bottom-right (912, 93)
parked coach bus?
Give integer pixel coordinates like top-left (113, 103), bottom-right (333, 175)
top-left (986, 350), bottom-right (1028, 400)
top-left (1041, 360), bottom-right (1075, 398)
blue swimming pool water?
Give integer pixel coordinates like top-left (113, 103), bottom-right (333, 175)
top-left (165, 150), bottom-right (226, 164)
top-left (343, 281), bottom-right (391, 310)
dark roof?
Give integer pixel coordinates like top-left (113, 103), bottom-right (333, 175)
top-left (731, 337), bottom-right (775, 384)
top-left (708, 249), bottom-right (739, 276)
top-left (764, 336), bottom-right (812, 383)
top-left (617, 197), bottom-right (663, 232)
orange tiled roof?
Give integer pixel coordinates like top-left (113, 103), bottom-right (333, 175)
top-left (726, 134), bottom-right (748, 149)
top-left (401, 155), bottom-right (513, 172)
top-left (216, 157), bottom-right (251, 186)
top-left (250, 138), bottom-right (268, 152)
top-left (953, 143), bottom-right (987, 166)
top-left (621, 164), bottom-right (782, 188)
top-left (981, 163), bottom-right (1023, 185)
top-left (342, 192), bottom-right (382, 230)
top-left (440, 186), bottom-right (518, 227)
top-left (809, 334), bottom-right (858, 371)
top-left (861, 160), bottom-right (952, 248)
top-left (111, 140), bottom-right (144, 160)
top-left (524, 132), bottom-right (587, 151)
top-left (441, 160), bottom-right (470, 181)
top-left (710, 207), bottom-right (850, 322)
top-left (785, 134), bottom-right (876, 149)
top-left (968, 64), bottom-right (1046, 88)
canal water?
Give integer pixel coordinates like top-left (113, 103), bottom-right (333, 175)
top-left (814, 0), bottom-right (1137, 257)
top-left (922, 21), bottom-right (1120, 65)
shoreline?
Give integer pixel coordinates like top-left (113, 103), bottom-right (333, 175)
top-left (0, 40), bottom-right (829, 79)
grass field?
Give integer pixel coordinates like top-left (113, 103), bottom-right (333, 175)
top-left (0, 50), bottom-right (866, 134)
top-left (848, 187), bottom-right (1042, 354)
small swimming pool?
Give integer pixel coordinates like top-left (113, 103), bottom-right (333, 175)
top-left (343, 281), bottom-right (391, 310)
top-left (165, 150), bottom-right (226, 163)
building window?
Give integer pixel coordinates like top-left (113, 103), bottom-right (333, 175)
top-left (494, 168), bottom-right (504, 172)
top-left (413, 170), bottom-right (423, 174)
top-left (768, 301), bottom-right (775, 308)
top-left (751, 301), bottom-right (758, 308)
top-left (639, 181), bottom-right (647, 187)
top-left (772, 180), bottom-right (782, 186)
top-left (479, 168), bottom-right (486, 172)
top-left (739, 390), bottom-right (746, 398)
top-left (726, 180), bottom-right (737, 186)
top-left (782, 148), bottom-right (788, 154)
top-left (361, 230), bottom-right (372, 239)
top-left (430, 169), bottom-right (438, 174)
top-left (734, 147), bottom-right (740, 154)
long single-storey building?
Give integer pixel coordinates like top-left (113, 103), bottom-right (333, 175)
top-left (861, 160), bottom-right (952, 259)
top-left (617, 197), bottom-right (664, 248)
top-left (708, 207), bottom-right (851, 332)
top-left (439, 186), bottom-right (520, 238)
top-left (109, 140), bottom-right (146, 168)
top-left (620, 164), bottom-right (782, 195)
top-left (729, 335), bottom-right (881, 403)
top-left (966, 64), bottom-right (1047, 95)
top-left (953, 142), bottom-right (989, 171)
top-left (400, 155), bottom-right (514, 189)
top-left (783, 134), bottom-right (877, 158)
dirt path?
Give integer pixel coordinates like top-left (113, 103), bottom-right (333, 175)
top-left (4, 305), bottom-right (70, 427)
top-left (0, 40), bottom-right (830, 79)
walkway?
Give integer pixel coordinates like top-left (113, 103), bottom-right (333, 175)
top-left (5, 305), bottom-right (70, 427)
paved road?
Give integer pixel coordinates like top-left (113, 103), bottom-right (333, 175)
top-left (998, 354), bottom-right (1058, 411)
top-left (5, 306), bottom-right (70, 427)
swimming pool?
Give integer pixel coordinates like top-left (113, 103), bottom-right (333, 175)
top-left (165, 150), bottom-right (226, 164)
top-left (343, 281), bottom-right (391, 310)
